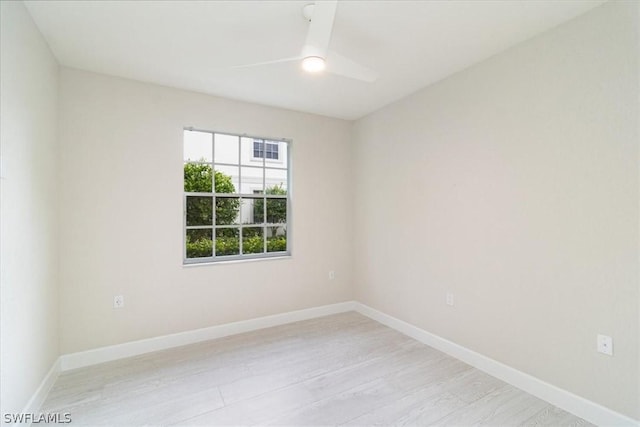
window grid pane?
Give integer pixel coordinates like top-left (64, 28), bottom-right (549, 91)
top-left (184, 130), bottom-right (289, 262)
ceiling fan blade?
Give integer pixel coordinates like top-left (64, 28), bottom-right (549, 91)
top-left (326, 51), bottom-right (378, 82)
top-left (302, 1), bottom-right (337, 58)
top-left (230, 56), bottom-right (301, 69)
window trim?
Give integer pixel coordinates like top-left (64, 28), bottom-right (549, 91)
top-left (183, 127), bottom-right (292, 264)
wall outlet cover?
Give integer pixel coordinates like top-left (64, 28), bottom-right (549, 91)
top-left (596, 334), bottom-right (613, 356)
top-left (113, 295), bottom-right (124, 309)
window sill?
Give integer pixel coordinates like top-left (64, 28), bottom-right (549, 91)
top-left (182, 255), bottom-right (292, 268)
top-left (250, 157), bottom-right (283, 165)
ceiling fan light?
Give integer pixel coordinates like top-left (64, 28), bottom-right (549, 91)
top-left (302, 56), bottom-right (326, 73)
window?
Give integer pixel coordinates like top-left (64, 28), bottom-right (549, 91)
top-left (253, 139), bottom-right (279, 160)
top-left (183, 129), bottom-right (290, 263)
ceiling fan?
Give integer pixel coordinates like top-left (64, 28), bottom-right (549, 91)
top-left (233, 1), bottom-right (378, 83)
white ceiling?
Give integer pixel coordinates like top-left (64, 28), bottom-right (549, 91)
top-left (25, 0), bottom-right (606, 120)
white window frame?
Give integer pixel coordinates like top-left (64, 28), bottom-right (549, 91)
top-left (183, 128), bottom-right (292, 264)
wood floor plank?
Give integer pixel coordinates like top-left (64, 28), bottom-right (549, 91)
top-left (266, 377), bottom-right (399, 426)
top-left (522, 405), bottom-right (596, 426)
top-left (176, 382), bottom-right (318, 426)
top-left (39, 312), bottom-right (591, 427)
top-left (343, 387), bottom-right (466, 426)
top-left (476, 395), bottom-right (551, 426)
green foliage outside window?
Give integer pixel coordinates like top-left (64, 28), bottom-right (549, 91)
top-left (184, 162), bottom-right (240, 226)
top-left (253, 184), bottom-right (287, 239)
top-left (185, 234), bottom-right (286, 258)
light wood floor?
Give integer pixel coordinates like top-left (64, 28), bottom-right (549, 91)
top-left (41, 312), bottom-right (592, 426)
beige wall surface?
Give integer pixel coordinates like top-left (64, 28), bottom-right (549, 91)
top-left (58, 68), bottom-right (353, 354)
top-left (353, 1), bottom-right (639, 419)
top-left (0, 1), bottom-right (60, 415)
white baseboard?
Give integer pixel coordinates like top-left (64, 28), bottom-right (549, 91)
top-left (60, 301), bottom-right (356, 371)
top-left (21, 357), bottom-right (61, 415)
top-left (353, 302), bottom-right (638, 427)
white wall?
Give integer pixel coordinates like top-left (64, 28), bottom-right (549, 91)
top-left (58, 68), bottom-right (353, 354)
top-left (353, 0), bottom-right (639, 419)
top-left (0, 1), bottom-right (60, 416)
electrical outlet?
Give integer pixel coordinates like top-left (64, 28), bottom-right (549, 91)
top-left (597, 334), bottom-right (613, 356)
top-left (113, 295), bottom-right (124, 309)
top-left (446, 292), bottom-right (454, 306)
top-left (329, 270), bottom-right (335, 280)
